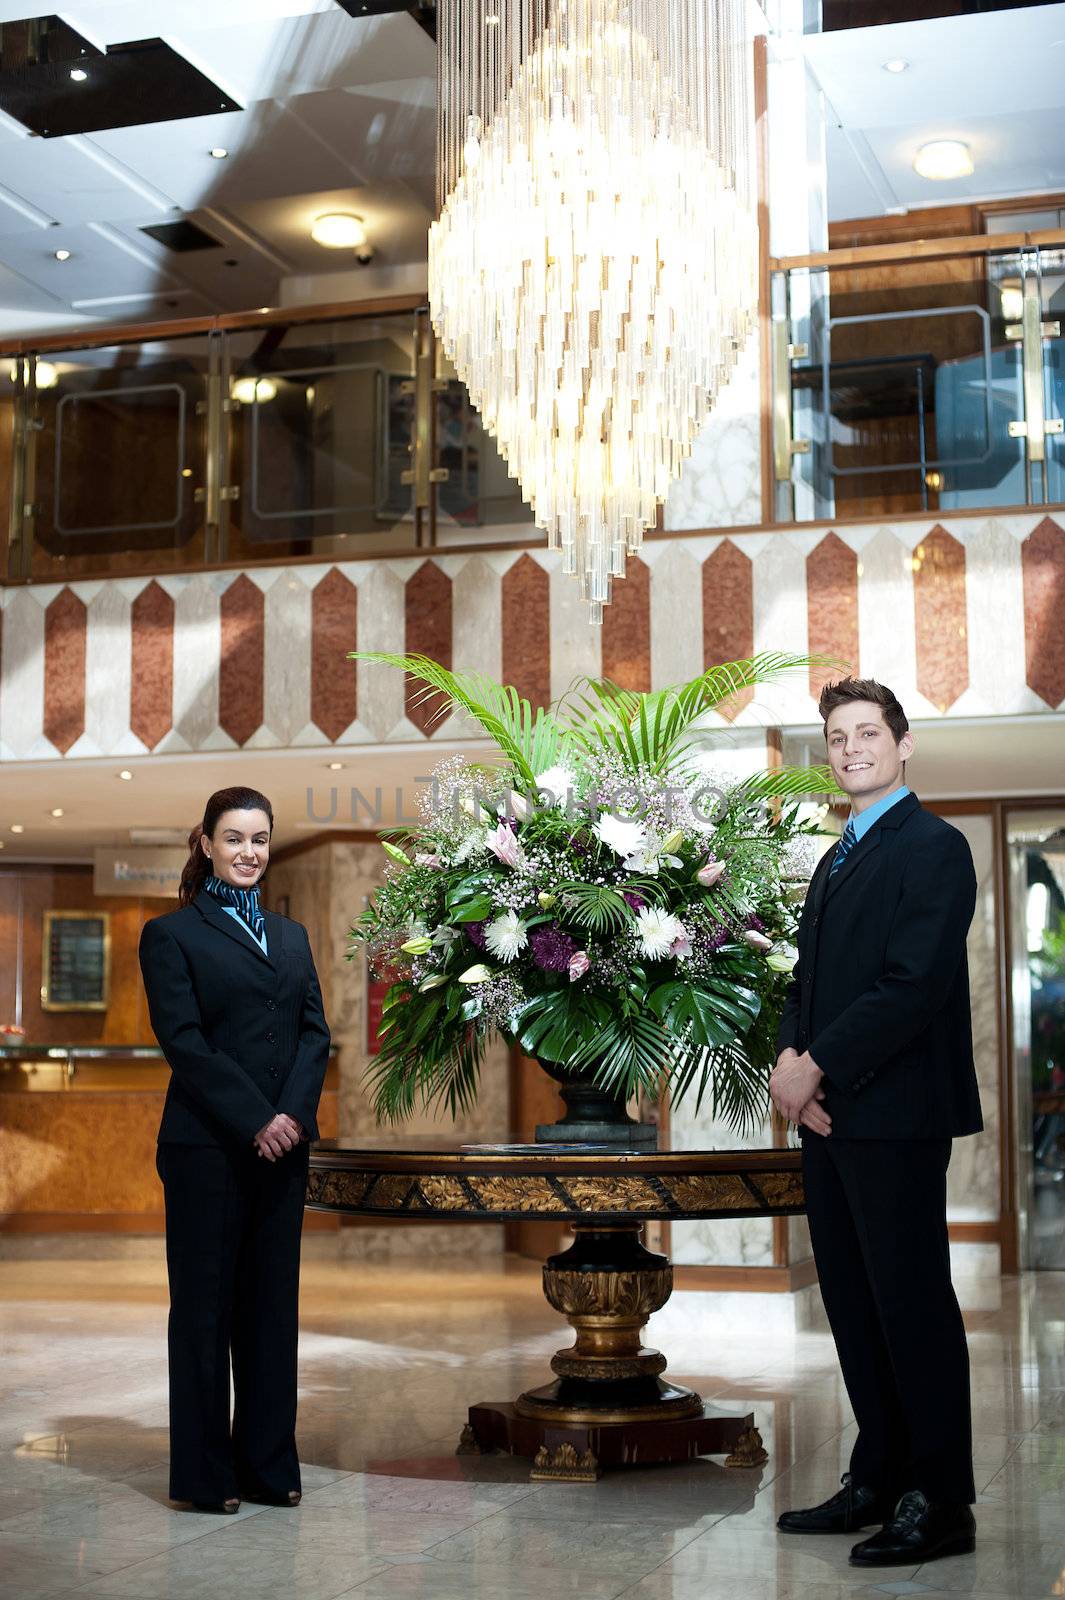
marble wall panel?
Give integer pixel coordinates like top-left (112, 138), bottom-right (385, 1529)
top-left (130, 580), bottom-right (174, 751)
top-left (83, 585), bottom-right (131, 756)
top-left (43, 587), bottom-right (86, 754)
top-left (664, 330), bottom-right (762, 531)
top-left (945, 813), bottom-right (1001, 1225)
top-left (262, 569), bottom-right (312, 746)
top-left (501, 553), bottom-right (550, 710)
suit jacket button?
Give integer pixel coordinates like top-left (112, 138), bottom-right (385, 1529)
top-left (266, 999), bottom-right (276, 1011)
top-left (266, 1031), bottom-right (275, 1042)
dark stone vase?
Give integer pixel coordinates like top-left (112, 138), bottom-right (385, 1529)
top-left (535, 1058), bottom-right (658, 1149)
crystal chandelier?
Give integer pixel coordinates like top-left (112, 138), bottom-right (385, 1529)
top-left (429, 0), bottom-right (757, 621)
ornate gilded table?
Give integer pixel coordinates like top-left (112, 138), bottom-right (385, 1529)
top-left (307, 1142), bottom-right (805, 1482)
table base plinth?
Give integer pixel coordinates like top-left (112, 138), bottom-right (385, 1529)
top-left (461, 1403), bottom-right (766, 1481)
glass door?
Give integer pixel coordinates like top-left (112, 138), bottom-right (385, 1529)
top-left (1008, 808), bottom-right (1065, 1269)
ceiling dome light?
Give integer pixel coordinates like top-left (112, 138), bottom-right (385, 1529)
top-left (118, 770), bottom-right (133, 781)
top-left (50, 808), bottom-right (64, 818)
top-left (231, 376), bottom-right (277, 405)
top-left (209, 147), bottom-right (228, 159)
top-left (310, 212), bottom-right (368, 249)
top-left (913, 140), bottom-right (973, 180)
top-left (882, 58), bottom-right (909, 73)
top-left (10, 824), bottom-right (24, 833)
top-left (54, 248), bottom-right (71, 262)
top-left (69, 67), bottom-right (88, 82)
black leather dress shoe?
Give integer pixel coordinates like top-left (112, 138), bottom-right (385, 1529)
top-left (850, 1491), bottom-right (976, 1565)
top-left (778, 1474), bottom-right (895, 1535)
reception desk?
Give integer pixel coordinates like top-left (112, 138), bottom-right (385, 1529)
top-left (0, 1043), bottom-right (340, 1232)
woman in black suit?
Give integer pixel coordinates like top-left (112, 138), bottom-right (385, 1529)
top-left (139, 785), bottom-right (330, 1514)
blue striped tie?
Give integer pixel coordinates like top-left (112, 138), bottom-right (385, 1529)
top-left (829, 819), bottom-right (858, 878)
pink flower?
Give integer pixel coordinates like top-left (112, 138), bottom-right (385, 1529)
top-left (742, 928), bottom-right (773, 953)
top-left (486, 821), bottom-right (524, 869)
top-left (568, 950), bottom-right (591, 982)
top-left (696, 859), bottom-right (725, 888)
top-left (415, 851), bottom-right (442, 869)
top-left (669, 926), bottom-right (692, 959)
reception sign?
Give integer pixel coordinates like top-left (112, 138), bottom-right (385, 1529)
top-left (93, 847), bottom-right (185, 898)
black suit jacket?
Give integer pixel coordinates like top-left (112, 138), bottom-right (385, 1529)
top-left (139, 891), bottom-right (331, 1148)
top-left (777, 792), bottom-right (982, 1139)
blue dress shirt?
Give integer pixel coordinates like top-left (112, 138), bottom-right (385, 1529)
top-left (848, 784), bottom-right (910, 843)
top-left (221, 904), bottom-right (268, 956)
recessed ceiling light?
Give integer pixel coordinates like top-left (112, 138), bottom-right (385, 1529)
top-left (328, 761), bottom-right (344, 770)
top-left (69, 67), bottom-right (88, 82)
top-left (50, 808), bottom-right (64, 818)
top-left (913, 140), bottom-right (973, 180)
top-left (10, 824), bottom-right (24, 833)
top-left (311, 212), bottom-right (368, 250)
top-left (258, 306), bottom-right (271, 314)
top-left (209, 147), bottom-right (228, 159)
top-left (882, 58), bottom-right (909, 73)
top-left (54, 249), bottom-right (71, 262)
top-left (118, 770), bottom-right (133, 781)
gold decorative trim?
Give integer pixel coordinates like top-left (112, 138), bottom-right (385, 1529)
top-left (530, 1443), bottom-right (599, 1483)
top-left (724, 1426), bottom-right (769, 1469)
top-left (305, 1162), bottom-right (804, 1222)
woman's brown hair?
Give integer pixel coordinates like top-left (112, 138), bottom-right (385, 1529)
top-left (178, 787), bottom-right (275, 908)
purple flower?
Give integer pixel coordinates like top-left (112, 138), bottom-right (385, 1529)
top-left (746, 913), bottom-right (766, 933)
top-left (705, 922), bottom-right (730, 952)
top-left (529, 924), bottom-right (579, 973)
top-left (466, 920), bottom-right (488, 950)
top-left (622, 890), bottom-right (647, 911)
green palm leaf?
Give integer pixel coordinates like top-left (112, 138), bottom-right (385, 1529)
top-left (350, 651), bottom-right (572, 787)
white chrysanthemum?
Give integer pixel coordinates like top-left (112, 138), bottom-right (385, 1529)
top-left (634, 906), bottom-right (684, 959)
top-left (595, 812), bottom-right (648, 859)
top-left (535, 765), bottom-right (577, 807)
top-left (484, 910), bottom-right (528, 963)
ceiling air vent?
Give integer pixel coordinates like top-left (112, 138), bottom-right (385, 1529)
top-left (140, 220), bottom-right (223, 254)
top-left (0, 27), bottom-right (240, 138)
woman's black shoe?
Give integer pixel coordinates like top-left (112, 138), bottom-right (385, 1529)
top-left (190, 1498), bottom-right (241, 1514)
top-left (778, 1474), bottom-right (895, 1534)
top-left (239, 1488), bottom-right (301, 1507)
top-left (850, 1492), bottom-right (976, 1565)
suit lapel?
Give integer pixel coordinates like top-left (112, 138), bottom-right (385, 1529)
top-left (823, 825), bottom-right (883, 902)
top-left (194, 890), bottom-right (277, 968)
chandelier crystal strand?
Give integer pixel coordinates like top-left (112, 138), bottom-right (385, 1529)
top-left (430, 0), bottom-right (757, 621)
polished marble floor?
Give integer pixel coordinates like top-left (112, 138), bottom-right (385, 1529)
top-left (1, 1243), bottom-right (1063, 1600)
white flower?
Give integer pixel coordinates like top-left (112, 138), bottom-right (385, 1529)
top-left (452, 831), bottom-right (489, 865)
top-left (767, 943), bottom-right (798, 973)
top-left (634, 906), bottom-right (685, 959)
top-left (742, 928), bottom-right (773, 953)
top-left (484, 911), bottom-right (528, 963)
top-left (595, 812), bottom-right (648, 860)
top-left (535, 765), bottom-right (577, 807)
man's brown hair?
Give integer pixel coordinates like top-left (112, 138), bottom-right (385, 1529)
top-left (818, 677), bottom-right (909, 745)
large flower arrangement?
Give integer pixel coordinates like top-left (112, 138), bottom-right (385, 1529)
top-left (350, 652), bottom-right (835, 1133)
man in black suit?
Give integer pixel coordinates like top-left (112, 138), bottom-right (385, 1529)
top-left (771, 677), bottom-right (981, 1567)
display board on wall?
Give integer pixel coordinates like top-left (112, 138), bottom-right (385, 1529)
top-left (41, 911), bottom-right (111, 1012)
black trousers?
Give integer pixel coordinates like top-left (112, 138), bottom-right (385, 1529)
top-left (157, 1139), bottom-right (309, 1504)
top-left (801, 1134), bottom-right (975, 1506)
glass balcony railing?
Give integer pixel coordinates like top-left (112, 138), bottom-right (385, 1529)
top-left (1, 298), bottom-right (532, 583)
top-left (771, 236), bottom-right (1065, 522)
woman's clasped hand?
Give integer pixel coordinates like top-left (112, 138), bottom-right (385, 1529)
top-left (253, 1112), bottom-right (304, 1162)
